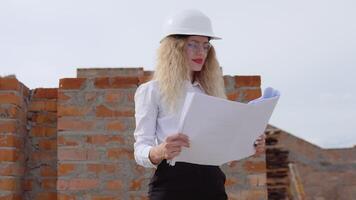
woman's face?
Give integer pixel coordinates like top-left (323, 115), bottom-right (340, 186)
top-left (184, 35), bottom-right (211, 72)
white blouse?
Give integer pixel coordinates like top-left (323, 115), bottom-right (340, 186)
top-left (133, 80), bottom-right (205, 168)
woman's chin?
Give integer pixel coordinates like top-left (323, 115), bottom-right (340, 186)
top-left (191, 66), bottom-right (203, 72)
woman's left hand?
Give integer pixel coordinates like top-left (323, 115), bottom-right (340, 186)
top-left (253, 134), bottom-right (266, 156)
top-left (227, 134), bottom-right (266, 166)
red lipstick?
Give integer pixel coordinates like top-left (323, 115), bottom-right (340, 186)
top-left (192, 59), bottom-right (203, 64)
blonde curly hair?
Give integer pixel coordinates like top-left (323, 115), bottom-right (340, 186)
top-left (153, 35), bottom-right (226, 112)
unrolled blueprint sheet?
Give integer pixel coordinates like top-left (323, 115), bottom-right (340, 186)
top-left (170, 92), bottom-right (279, 166)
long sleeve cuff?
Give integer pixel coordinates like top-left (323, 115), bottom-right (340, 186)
top-left (136, 145), bottom-right (158, 169)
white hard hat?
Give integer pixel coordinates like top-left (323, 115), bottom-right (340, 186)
top-left (161, 9), bottom-right (221, 41)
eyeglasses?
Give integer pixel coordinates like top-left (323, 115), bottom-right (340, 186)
top-left (186, 42), bottom-right (211, 53)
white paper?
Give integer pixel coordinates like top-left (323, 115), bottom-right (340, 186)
top-left (170, 92), bottom-right (279, 166)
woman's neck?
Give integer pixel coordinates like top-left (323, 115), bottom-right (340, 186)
top-left (190, 71), bottom-right (195, 83)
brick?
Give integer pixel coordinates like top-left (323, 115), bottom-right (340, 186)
top-left (0, 149), bottom-right (19, 162)
top-left (0, 178), bottom-right (17, 190)
top-left (0, 93), bottom-right (21, 106)
top-left (57, 136), bottom-right (79, 146)
top-left (30, 126), bottom-right (56, 137)
top-left (133, 165), bottom-right (146, 175)
top-left (0, 194), bottom-right (21, 200)
top-left (237, 189), bottom-right (267, 200)
top-left (77, 68), bottom-right (144, 78)
top-left (0, 135), bottom-right (22, 148)
top-left (0, 121), bottom-right (17, 133)
top-left (127, 91), bottom-right (135, 103)
top-left (104, 92), bottom-right (123, 103)
top-left (59, 78), bottom-right (86, 90)
top-left (57, 193), bottom-right (76, 200)
top-left (223, 75), bottom-right (234, 88)
top-left (110, 135), bottom-right (125, 144)
top-left (28, 100), bottom-right (57, 112)
top-left (39, 139), bottom-right (57, 150)
top-left (243, 161), bottom-right (266, 173)
top-left (130, 178), bottom-right (143, 190)
top-left (35, 192), bottom-right (57, 200)
top-left (30, 152), bottom-right (54, 162)
top-left (57, 119), bottom-right (95, 131)
top-left (22, 85), bottom-right (30, 98)
top-left (94, 78), bottom-right (110, 89)
top-left (58, 92), bottom-right (71, 101)
top-left (23, 179), bottom-right (33, 191)
top-left (235, 76), bottom-right (261, 87)
top-left (129, 193), bottom-right (149, 200)
top-left (30, 151), bottom-right (56, 162)
top-left (31, 112), bottom-right (57, 124)
top-left (58, 149), bottom-right (99, 161)
top-left (0, 105), bottom-right (19, 119)
top-left (227, 160), bottom-right (239, 170)
top-left (58, 149), bottom-right (86, 161)
top-left (87, 163), bottom-right (116, 175)
top-left (226, 91), bottom-right (240, 101)
top-left (86, 135), bottom-right (109, 145)
top-left (106, 121), bottom-right (125, 132)
top-left (225, 177), bottom-right (238, 187)
top-left (138, 75), bottom-right (152, 84)
top-left (57, 178), bottom-right (99, 191)
top-left (94, 77), bottom-right (138, 89)
top-left (144, 70), bottom-right (154, 76)
top-left (227, 192), bottom-right (239, 200)
top-left (247, 174), bottom-right (266, 187)
top-left (0, 78), bottom-right (21, 91)
top-left (243, 89), bottom-right (262, 101)
top-left (58, 163), bottom-right (76, 176)
top-left (40, 165), bottom-right (57, 177)
top-left (106, 180), bottom-right (123, 190)
top-left (107, 148), bottom-right (133, 160)
top-left (96, 105), bottom-right (134, 117)
top-left (112, 77), bottom-right (139, 88)
top-left (0, 164), bottom-right (24, 176)
top-left (57, 105), bottom-right (90, 117)
top-left (32, 88), bottom-right (58, 99)
top-left (41, 178), bottom-right (57, 190)
top-left (91, 196), bottom-right (116, 200)
top-left (84, 91), bottom-right (97, 102)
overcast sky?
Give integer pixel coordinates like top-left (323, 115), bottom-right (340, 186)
top-left (1, 0), bottom-right (355, 148)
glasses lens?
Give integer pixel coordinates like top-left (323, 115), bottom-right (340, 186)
top-left (187, 42), bottom-right (211, 53)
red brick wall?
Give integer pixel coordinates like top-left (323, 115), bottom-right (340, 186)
top-left (0, 68), bottom-right (268, 200)
top-left (0, 77), bottom-right (29, 200)
top-left (57, 72), bottom-right (146, 199)
top-left (25, 88), bottom-right (58, 200)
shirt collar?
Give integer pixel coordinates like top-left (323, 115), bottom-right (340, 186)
top-left (186, 80), bottom-right (203, 90)
top-left (192, 81), bottom-right (201, 87)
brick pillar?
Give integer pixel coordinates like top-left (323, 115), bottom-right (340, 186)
top-left (57, 69), bottom-right (154, 199)
top-left (25, 88), bottom-right (58, 200)
top-left (0, 77), bottom-right (30, 200)
top-left (265, 126), bottom-right (290, 200)
top-left (224, 75), bottom-right (262, 103)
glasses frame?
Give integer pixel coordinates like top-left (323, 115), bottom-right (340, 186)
top-left (186, 41), bottom-right (212, 53)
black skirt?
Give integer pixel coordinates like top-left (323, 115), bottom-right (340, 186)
top-left (148, 160), bottom-right (228, 200)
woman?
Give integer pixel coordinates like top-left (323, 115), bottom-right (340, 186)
top-left (133, 10), bottom-right (265, 200)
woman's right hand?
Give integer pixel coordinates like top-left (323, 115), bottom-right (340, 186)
top-left (149, 133), bottom-right (190, 165)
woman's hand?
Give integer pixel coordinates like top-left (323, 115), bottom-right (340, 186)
top-left (253, 134), bottom-right (266, 156)
top-left (149, 133), bottom-right (190, 165)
